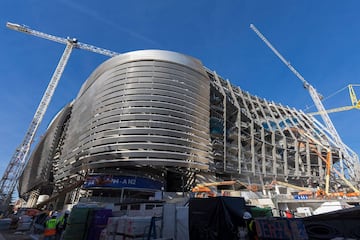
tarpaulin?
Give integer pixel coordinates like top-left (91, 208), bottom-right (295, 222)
top-left (189, 196), bottom-right (246, 240)
top-left (303, 207), bottom-right (360, 239)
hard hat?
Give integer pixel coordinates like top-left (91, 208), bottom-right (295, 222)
top-left (243, 211), bottom-right (252, 220)
top-left (65, 210), bottom-right (70, 214)
top-left (52, 213), bottom-right (58, 217)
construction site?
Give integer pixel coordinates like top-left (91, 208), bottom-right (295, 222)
top-left (1, 22), bottom-right (360, 239)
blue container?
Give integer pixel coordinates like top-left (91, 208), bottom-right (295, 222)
top-left (91, 209), bottom-right (112, 225)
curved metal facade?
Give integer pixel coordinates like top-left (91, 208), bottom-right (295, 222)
top-left (57, 50), bottom-right (212, 180)
top-left (19, 103), bottom-right (72, 196)
top-left (19, 49), bottom-right (360, 206)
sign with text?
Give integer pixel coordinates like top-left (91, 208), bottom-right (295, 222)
top-left (255, 218), bottom-right (308, 240)
top-left (294, 195), bottom-right (309, 200)
top-left (83, 175), bottom-right (163, 190)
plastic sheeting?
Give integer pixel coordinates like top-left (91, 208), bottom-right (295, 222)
top-left (176, 206), bottom-right (189, 240)
top-left (303, 207), bottom-right (360, 239)
top-left (162, 204), bottom-right (189, 240)
top-left (189, 196), bottom-right (246, 240)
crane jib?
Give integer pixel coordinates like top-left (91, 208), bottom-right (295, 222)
top-left (0, 21), bottom-right (120, 212)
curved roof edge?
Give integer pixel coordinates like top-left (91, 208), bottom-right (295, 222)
top-left (78, 49), bottom-right (206, 98)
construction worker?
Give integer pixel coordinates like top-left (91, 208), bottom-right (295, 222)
top-left (43, 212), bottom-right (58, 240)
top-left (285, 209), bottom-right (294, 218)
top-left (241, 211), bottom-right (258, 240)
top-left (248, 218), bottom-right (258, 240)
top-left (239, 211), bottom-right (252, 239)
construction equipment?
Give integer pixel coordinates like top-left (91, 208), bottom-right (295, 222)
top-left (192, 180), bottom-right (237, 197)
top-left (311, 148), bottom-right (360, 198)
top-left (269, 180), bottom-right (320, 197)
top-left (270, 180), bottom-right (314, 192)
top-left (301, 132), bottom-right (360, 197)
top-left (308, 84), bottom-right (360, 115)
top-left (0, 22), bottom-right (120, 212)
top-left (36, 178), bottom-right (86, 209)
top-left (194, 180), bottom-right (238, 188)
top-left (191, 180), bottom-right (259, 197)
top-left (250, 24), bottom-right (359, 181)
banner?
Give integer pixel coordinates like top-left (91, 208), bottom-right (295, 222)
top-left (83, 175), bottom-right (163, 190)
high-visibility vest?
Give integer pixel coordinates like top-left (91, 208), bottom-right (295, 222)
top-left (58, 216), bottom-right (64, 225)
top-left (249, 220), bottom-right (255, 232)
top-left (57, 215), bottom-right (66, 230)
top-left (44, 218), bottom-right (57, 236)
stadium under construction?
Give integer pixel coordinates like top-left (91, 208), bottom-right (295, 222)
top-left (17, 49), bottom-right (360, 211)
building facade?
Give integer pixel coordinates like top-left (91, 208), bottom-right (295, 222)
top-left (19, 50), bottom-right (360, 209)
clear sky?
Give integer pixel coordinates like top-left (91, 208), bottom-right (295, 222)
top-left (1, 0), bottom-right (360, 179)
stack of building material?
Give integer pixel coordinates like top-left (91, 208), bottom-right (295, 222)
top-left (102, 215), bottom-right (158, 240)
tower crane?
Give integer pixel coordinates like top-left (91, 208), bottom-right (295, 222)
top-left (308, 84), bottom-right (360, 116)
top-left (250, 24), bottom-right (360, 182)
top-left (0, 22), bottom-right (120, 212)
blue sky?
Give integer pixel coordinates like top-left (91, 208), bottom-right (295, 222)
top-left (1, 0), bottom-right (360, 179)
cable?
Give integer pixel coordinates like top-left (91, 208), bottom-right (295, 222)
top-left (304, 85), bottom-right (349, 112)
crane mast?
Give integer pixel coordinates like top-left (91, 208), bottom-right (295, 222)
top-left (250, 24), bottom-right (359, 180)
top-left (0, 22), bottom-right (120, 212)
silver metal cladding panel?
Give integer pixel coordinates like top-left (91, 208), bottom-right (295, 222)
top-left (60, 50), bottom-right (212, 176)
top-left (19, 104), bottom-right (72, 195)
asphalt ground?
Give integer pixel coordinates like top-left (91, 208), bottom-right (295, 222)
top-left (0, 229), bottom-right (33, 240)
